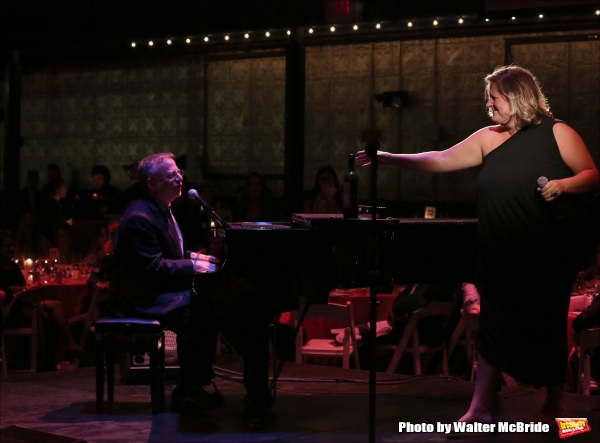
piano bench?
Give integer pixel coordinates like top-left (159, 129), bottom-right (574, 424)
top-left (94, 317), bottom-right (165, 415)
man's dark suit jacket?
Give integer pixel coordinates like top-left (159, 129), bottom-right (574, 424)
top-left (110, 194), bottom-right (195, 317)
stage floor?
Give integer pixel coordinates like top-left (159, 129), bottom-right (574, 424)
top-left (1, 355), bottom-right (598, 443)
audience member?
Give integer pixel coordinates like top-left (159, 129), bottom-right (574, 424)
top-left (42, 164), bottom-right (62, 196)
top-left (39, 178), bottom-right (73, 239)
top-left (18, 170), bottom-right (46, 216)
top-left (52, 222), bottom-right (83, 264)
top-left (111, 161), bottom-right (144, 214)
top-left (83, 222), bottom-right (109, 264)
top-left (0, 229), bottom-right (84, 370)
top-left (233, 172), bottom-right (280, 222)
top-left (15, 211), bottom-right (53, 260)
top-left (90, 165), bottom-right (121, 216)
top-left (303, 165), bottom-right (342, 214)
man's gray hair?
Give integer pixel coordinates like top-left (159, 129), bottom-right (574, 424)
top-left (137, 152), bottom-right (175, 189)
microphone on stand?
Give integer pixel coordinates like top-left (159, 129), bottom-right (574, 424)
top-left (187, 189), bottom-right (228, 228)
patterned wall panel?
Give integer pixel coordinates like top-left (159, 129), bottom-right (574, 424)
top-left (205, 56), bottom-right (285, 197)
top-left (511, 40), bottom-right (600, 166)
top-left (18, 29), bottom-right (599, 210)
top-left (20, 56), bottom-right (205, 192)
top-left (305, 41), bottom-right (401, 200)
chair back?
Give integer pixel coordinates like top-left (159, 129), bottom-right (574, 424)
top-left (293, 302), bottom-right (356, 323)
top-left (1, 287), bottom-right (44, 373)
top-left (384, 299), bottom-right (455, 375)
top-left (292, 302), bottom-right (359, 370)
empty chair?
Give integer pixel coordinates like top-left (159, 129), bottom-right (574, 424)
top-left (379, 300), bottom-right (455, 375)
top-left (292, 302), bottom-right (360, 370)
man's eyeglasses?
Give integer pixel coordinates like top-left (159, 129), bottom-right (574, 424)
top-left (154, 169), bottom-right (184, 181)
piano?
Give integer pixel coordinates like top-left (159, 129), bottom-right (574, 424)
top-left (191, 215), bottom-right (478, 414)
top-left (192, 215), bottom-right (479, 308)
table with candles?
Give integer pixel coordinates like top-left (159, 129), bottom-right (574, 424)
top-left (18, 259), bottom-right (90, 319)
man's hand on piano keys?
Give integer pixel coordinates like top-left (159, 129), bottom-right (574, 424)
top-left (190, 252), bottom-right (221, 264)
top-left (193, 260), bottom-right (217, 273)
top-left (191, 252), bottom-right (220, 273)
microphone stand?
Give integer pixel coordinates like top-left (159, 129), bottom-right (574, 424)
top-left (364, 141), bottom-right (380, 443)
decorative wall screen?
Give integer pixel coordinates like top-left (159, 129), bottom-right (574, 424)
top-left (510, 38), bottom-right (600, 166)
top-left (204, 54), bottom-right (286, 196)
top-left (19, 56), bottom-right (204, 191)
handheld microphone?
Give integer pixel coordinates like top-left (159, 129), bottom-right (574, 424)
top-left (537, 176), bottom-right (548, 188)
top-left (187, 189), bottom-right (227, 228)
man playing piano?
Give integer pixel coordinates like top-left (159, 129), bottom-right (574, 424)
top-left (109, 152), bottom-right (221, 413)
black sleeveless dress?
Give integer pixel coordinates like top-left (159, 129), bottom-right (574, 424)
top-left (477, 115), bottom-right (579, 386)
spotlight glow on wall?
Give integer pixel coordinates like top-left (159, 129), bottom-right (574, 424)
top-left (186, 38), bottom-right (191, 43)
top-left (539, 14), bottom-right (544, 18)
top-left (458, 18), bottom-right (463, 24)
top-left (148, 41), bottom-right (153, 46)
top-left (287, 30), bottom-right (291, 35)
top-left (265, 31), bottom-right (270, 37)
top-left (167, 39), bottom-right (172, 45)
top-left (131, 42), bottom-right (136, 47)
top-left (244, 33), bottom-right (250, 38)
top-left (330, 26), bottom-right (336, 32)
top-left (485, 18), bottom-right (490, 22)
top-left (433, 20), bottom-right (438, 25)
top-left (353, 24), bottom-right (358, 30)
top-left (408, 21), bottom-right (413, 27)
top-left (224, 35), bottom-right (229, 40)
top-left (204, 36), bottom-right (209, 42)
top-left (512, 16), bottom-right (516, 20)
top-left (308, 28), bottom-right (314, 33)
top-left (376, 23), bottom-right (381, 29)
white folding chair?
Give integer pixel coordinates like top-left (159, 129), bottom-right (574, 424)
top-left (379, 300), bottom-right (455, 375)
top-left (292, 302), bottom-right (360, 370)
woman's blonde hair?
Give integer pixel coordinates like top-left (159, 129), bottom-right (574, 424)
top-left (485, 65), bottom-right (552, 128)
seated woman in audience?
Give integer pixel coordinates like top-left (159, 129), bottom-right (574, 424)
top-left (303, 165), bottom-right (342, 214)
top-left (52, 222), bottom-right (83, 264)
top-left (40, 178), bottom-right (73, 240)
top-left (90, 165), bottom-right (121, 216)
top-left (83, 222), bottom-right (109, 264)
top-left (233, 172), bottom-right (280, 222)
top-left (15, 211), bottom-right (53, 260)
